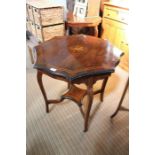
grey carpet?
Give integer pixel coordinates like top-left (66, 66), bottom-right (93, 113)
top-left (26, 67), bottom-right (129, 155)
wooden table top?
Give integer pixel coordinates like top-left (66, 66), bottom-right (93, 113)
top-left (67, 12), bottom-right (102, 27)
top-left (33, 35), bottom-right (121, 81)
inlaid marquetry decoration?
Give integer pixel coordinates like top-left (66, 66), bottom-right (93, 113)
top-left (69, 45), bottom-right (85, 53)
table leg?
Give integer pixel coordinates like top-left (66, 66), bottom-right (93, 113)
top-left (37, 70), bottom-right (65, 113)
top-left (100, 77), bottom-right (109, 102)
top-left (84, 84), bottom-right (94, 132)
top-left (94, 26), bottom-right (98, 37)
top-left (37, 70), bottom-right (49, 113)
top-left (68, 82), bottom-right (71, 89)
top-left (111, 78), bottom-right (129, 118)
top-left (68, 27), bottom-right (73, 35)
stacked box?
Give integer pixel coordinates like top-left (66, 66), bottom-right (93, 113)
top-left (26, 1), bottom-right (65, 42)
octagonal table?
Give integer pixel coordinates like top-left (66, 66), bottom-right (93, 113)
top-left (33, 34), bottom-right (122, 132)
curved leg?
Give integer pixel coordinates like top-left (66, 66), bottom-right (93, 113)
top-left (37, 70), bottom-right (64, 113)
top-left (111, 78), bottom-right (129, 118)
top-left (84, 84), bottom-right (94, 132)
top-left (37, 70), bottom-right (49, 113)
top-left (100, 77), bottom-right (108, 102)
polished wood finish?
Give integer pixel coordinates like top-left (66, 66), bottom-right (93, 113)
top-left (67, 12), bottom-right (102, 37)
top-left (100, 77), bottom-right (108, 102)
top-left (84, 78), bottom-right (94, 132)
top-left (62, 85), bottom-right (86, 107)
top-left (34, 35), bottom-right (122, 131)
top-left (34, 35), bottom-right (120, 78)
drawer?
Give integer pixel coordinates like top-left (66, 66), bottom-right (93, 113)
top-left (40, 7), bottom-right (64, 26)
top-left (104, 5), bottom-right (128, 23)
top-left (36, 24), bottom-right (65, 42)
top-left (27, 4), bottom-right (34, 22)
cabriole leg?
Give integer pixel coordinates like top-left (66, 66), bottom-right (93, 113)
top-left (37, 70), bottom-right (49, 113)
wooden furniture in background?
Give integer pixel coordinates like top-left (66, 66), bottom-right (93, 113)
top-left (66, 0), bottom-right (101, 36)
top-left (26, 0), bottom-right (65, 42)
top-left (101, 2), bottom-right (129, 71)
top-left (33, 35), bottom-right (122, 132)
top-left (100, 0), bottom-right (110, 12)
top-left (101, 2), bottom-right (129, 118)
top-left (67, 13), bottom-right (102, 37)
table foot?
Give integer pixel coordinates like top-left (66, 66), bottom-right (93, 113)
top-left (46, 104), bottom-right (49, 113)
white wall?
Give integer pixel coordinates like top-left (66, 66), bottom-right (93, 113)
top-left (52, 0), bottom-right (67, 9)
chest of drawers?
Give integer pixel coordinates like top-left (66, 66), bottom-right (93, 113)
top-left (101, 2), bottom-right (129, 71)
top-left (26, 1), bottom-right (65, 42)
